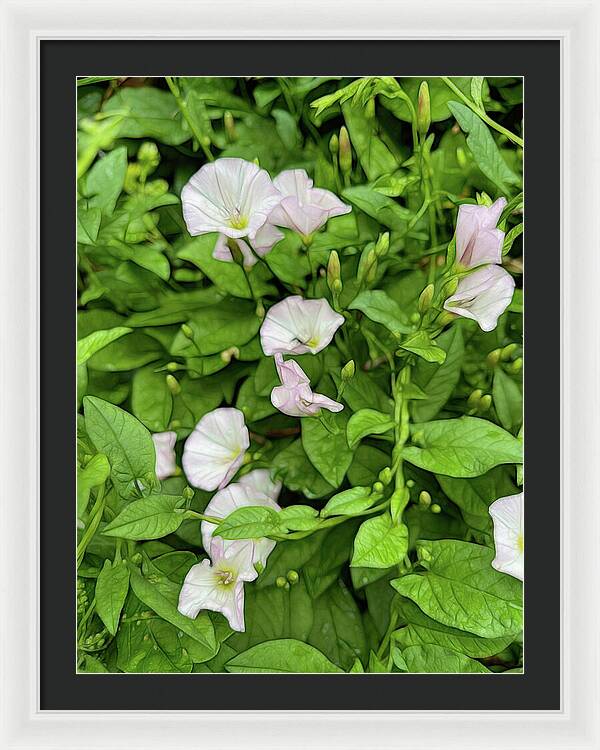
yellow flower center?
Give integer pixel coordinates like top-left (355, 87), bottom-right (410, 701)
top-left (229, 214), bottom-right (248, 230)
top-left (216, 568), bottom-right (235, 587)
top-left (306, 336), bottom-right (319, 349)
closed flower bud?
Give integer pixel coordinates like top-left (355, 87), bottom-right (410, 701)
top-left (467, 389), bottom-right (483, 408)
top-left (327, 250), bottom-right (341, 289)
top-left (287, 570), bottom-right (299, 585)
top-left (372, 481), bottom-right (384, 494)
top-left (417, 81), bottom-right (431, 136)
top-left (487, 348), bottom-right (502, 367)
top-left (224, 111), bottom-right (236, 142)
top-left (444, 277), bottom-right (459, 297)
top-left (375, 232), bottom-right (390, 258)
top-left (419, 490), bottom-right (431, 507)
top-left (332, 278), bottom-right (343, 294)
top-left (181, 323), bottom-right (194, 339)
top-left (339, 126), bottom-right (352, 174)
top-left (329, 133), bottom-right (339, 156)
top-left (406, 479), bottom-right (415, 488)
top-left (501, 343), bottom-right (519, 361)
top-left (166, 361), bottom-right (179, 372)
top-left (144, 179), bottom-right (169, 197)
top-left (456, 147), bottom-right (468, 169)
top-left (478, 394), bottom-right (492, 412)
top-left (378, 467), bottom-right (392, 485)
top-left (410, 312), bottom-right (421, 324)
top-left (276, 576), bottom-right (287, 588)
top-left (220, 346), bottom-right (239, 364)
top-left (166, 374), bottom-right (181, 395)
top-left (508, 357), bottom-right (523, 374)
top-left (138, 141), bottom-right (160, 170)
top-left (182, 486), bottom-right (194, 501)
top-left (418, 283), bottom-right (435, 313)
top-left (341, 360), bottom-right (355, 381)
top-left (430, 503), bottom-right (442, 514)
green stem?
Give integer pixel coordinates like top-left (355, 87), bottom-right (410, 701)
top-left (165, 76), bottom-right (214, 161)
top-left (376, 609), bottom-right (399, 660)
top-left (441, 77), bottom-right (524, 148)
top-left (77, 486), bottom-right (106, 567)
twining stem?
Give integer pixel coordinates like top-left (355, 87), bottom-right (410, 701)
top-left (440, 77), bottom-right (524, 148)
top-left (376, 609), bottom-right (399, 661)
top-left (77, 485), bottom-right (106, 567)
top-left (165, 76), bottom-right (214, 161)
top-left (390, 365), bottom-right (412, 522)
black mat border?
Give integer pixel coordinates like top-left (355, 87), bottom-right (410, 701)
top-left (41, 39), bottom-right (560, 711)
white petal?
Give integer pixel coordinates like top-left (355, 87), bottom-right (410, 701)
top-left (260, 295), bottom-right (345, 355)
top-left (177, 559), bottom-right (219, 619)
top-left (252, 222), bottom-right (284, 256)
top-left (455, 199), bottom-right (507, 267)
top-left (181, 158), bottom-right (281, 240)
top-left (444, 265), bottom-right (515, 332)
top-left (237, 468), bottom-right (282, 502)
top-left (152, 431), bottom-right (177, 481)
top-left (489, 492), bottom-right (524, 581)
top-left (212, 235), bottom-right (258, 267)
top-left (182, 408), bottom-right (249, 491)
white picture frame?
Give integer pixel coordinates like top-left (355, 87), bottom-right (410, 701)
top-left (1, 0), bottom-right (598, 747)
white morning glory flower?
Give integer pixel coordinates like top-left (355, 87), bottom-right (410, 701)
top-left (269, 169), bottom-right (351, 238)
top-left (237, 468), bottom-right (282, 503)
top-left (201, 480), bottom-right (281, 568)
top-left (455, 197), bottom-right (507, 268)
top-left (489, 492), bottom-right (524, 581)
top-left (271, 354), bottom-right (344, 417)
top-left (152, 431), bottom-right (177, 481)
top-left (444, 264), bottom-right (515, 332)
top-left (177, 539), bottom-right (257, 632)
top-left (212, 221), bottom-right (284, 267)
top-left (181, 157), bottom-right (282, 241)
top-left (182, 408), bottom-right (249, 491)
top-left (260, 295), bottom-right (345, 356)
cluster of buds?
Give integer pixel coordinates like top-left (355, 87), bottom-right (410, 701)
top-left (487, 343), bottom-right (522, 374)
top-left (276, 569), bottom-right (300, 589)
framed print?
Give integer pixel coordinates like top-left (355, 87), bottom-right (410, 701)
top-left (1, 1), bottom-right (599, 748)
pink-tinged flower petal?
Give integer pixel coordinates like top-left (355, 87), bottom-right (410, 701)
top-left (260, 295), bottom-right (345, 355)
top-left (237, 468), bottom-right (282, 502)
top-left (182, 408), bottom-right (249, 491)
top-left (181, 157), bottom-right (282, 240)
top-left (455, 198), bottom-right (507, 267)
top-left (270, 355), bottom-right (344, 417)
top-left (489, 492), bottom-right (524, 581)
top-left (444, 265), bottom-right (515, 332)
top-left (212, 235), bottom-right (258, 267)
top-left (269, 169), bottom-right (351, 236)
top-left (201, 482), bottom-right (280, 568)
top-left (177, 541), bottom-right (256, 631)
top-left (253, 222), bottom-right (284, 256)
top-left (152, 431), bottom-right (177, 481)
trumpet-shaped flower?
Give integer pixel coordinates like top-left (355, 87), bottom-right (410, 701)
top-left (444, 265), bottom-right (515, 332)
top-left (269, 169), bottom-right (351, 237)
top-left (489, 492), bottom-right (524, 581)
top-left (201, 480), bottom-right (281, 567)
top-left (260, 295), bottom-right (345, 356)
top-left (238, 468), bottom-right (282, 503)
top-left (212, 222), bottom-right (284, 267)
top-left (182, 408), bottom-right (249, 491)
top-left (455, 198), bottom-right (507, 268)
top-left (181, 157), bottom-right (282, 241)
top-left (152, 431), bottom-right (177, 481)
top-left (178, 539), bottom-right (257, 632)
top-left (271, 354), bottom-right (343, 417)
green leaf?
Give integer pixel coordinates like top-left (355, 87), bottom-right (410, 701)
top-left (84, 396), bottom-right (156, 499)
top-left (85, 331), bottom-right (163, 372)
top-left (492, 368), bottom-right (523, 432)
top-left (131, 365), bottom-right (173, 432)
top-left (95, 559), bottom-right (130, 635)
top-left (391, 539), bottom-right (523, 638)
top-left (394, 599), bottom-right (513, 658)
top-left (403, 416), bottom-right (522, 477)
top-left (77, 206), bottom-right (101, 245)
top-left (400, 644), bottom-right (490, 673)
top-left (77, 453), bottom-right (110, 518)
top-left (399, 330), bottom-right (446, 364)
top-left (346, 408), bottom-right (394, 448)
top-left (214, 506), bottom-right (283, 540)
top-left (342, 186), bottom-right (412, 231)
top-left (82, 146), bottom-right (127, 215)
top-left (103, 87), bottom-right (189, 145)
top-left (278, 505), bottom-right (320, 532)
top-left (103, 495), bottom-right (186, 540)
top-left (342, 101), bottom-right (398, 180)
top-left (333, 368), bottom-right (392, 413)
top-left (447, 101), bottom-right (520, 194)
top-left (77, 327), bottom-right (133, 366)
top-left (470, 77), bottom-right (485, 109)
top-left (351, 513), bottom-right (409, 568)
top-left (412, 326), bottom-right (464, 422)
top-left (225, 639), bottom-right (343, 673)
top-left (302, 411), bottom-right (354, 488)
top-left (272, 439), bottom-right (335, 499)
top-left (128, 566), bottom-right (217, 653)
top-left (349, 290), bottom-right (412, 336)
top-left (348, 444), bottom-right (390, 486)
top-left (321, 486), bottom-right (377, 518)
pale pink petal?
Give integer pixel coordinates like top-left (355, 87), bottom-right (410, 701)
top-left (310, 392), bottom-right (344, 413)
top-left (489, 492), bottom-right (524, 581)
top-left (444, 265), bottom-right (515, 332)
top-left (177, 559), bottom-right (219, 619)
top-left (260, 296), bottom-right (345, 356)
top-left (237, 468), bottom-right (282, 502)
top-left (252, 222), bottom-right (284, 256)
top-left (152, 431), bottom-right (177, 481)
top-left (270, 355), bottom-right (344, 417)
top-left (182, 408), bottom-right (249, 491)
top-left (212, 234), bottom-right (258, 267)
top-left (455, 198), bottom-right (507, 267)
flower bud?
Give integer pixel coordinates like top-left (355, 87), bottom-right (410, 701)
top-left (224, 111), bottom-right (236, 142)
top-left (138, 141), bottom-right (160, 171)
top-left (331, 279), bottom-right (343, 294)
top-left (131, 552), bottom-right (143, 565)
top-left (418, 283), bottom-right (435, 313)
top-left (124, 163), bottom-right (142, 193)
top-left (501, 343), bottom-right (518, 361)
top-left (418, 546), bottom-right (432, 562)
top-left (478, 394), bottom-right (492, 412)
top-left (169, 419), bottom-right (181, 430)
top-left (181, 323), bottom-right (194, 339)
top-left (182, 486), bottom-right (194, 501)
top-left (255, 300), bottom-right (265, 319)
top-left (365, 251), bottom-right (378, 284)
top-left (341, 360), bottom-right (355, 381)
top-left (467, 389), bottom-right (483, 408)
top-left (419, 490), bottom-right (431, 508)
top-left (327, 250), bottom-right (341, 289)
top-left (166, 361), bottom-right (179, 372)
top-left (166, 374), bottom-right (181, 395)
top-left (339, 126), bottom-right (352, 175)
top-left (486, 348), bottom-right (502, 367)
top-left (456, 147), bottom-right (468, 169)
top-left (372, 481), bottom-right (384, 494)
top-left (417, 81), bottom-right (431, 137)
top-left (406, 479), bottom-right (415, 488)
top-left (378, 467), bottom-right (392, 485)
top-left (410, 312), bottom-right (421, 324)
top-left (430, 503), bottom-right (441, 514)
top-left (507, 357), bottom-right (523, 374)
top-left (444, 277), bottom-right (459, 296)
top-left (375, 232), bottom-right (390, 258)
top-left (275, 576), bottom-right (287, 588)
top-left (287, 570), bottom-right (299, 585)
top-left (329, 133), bottom-right (339, 156)
top-left (220, 346), bottom-right (239, 364)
